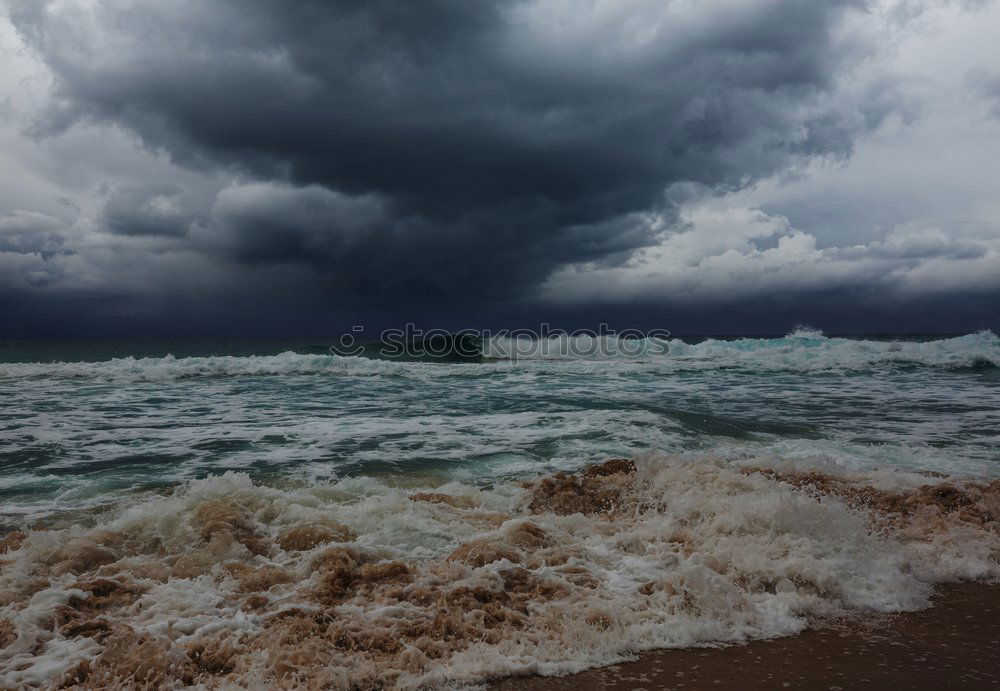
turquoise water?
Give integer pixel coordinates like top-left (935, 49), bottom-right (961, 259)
top-left (2, 330), bottom-right (998, 529)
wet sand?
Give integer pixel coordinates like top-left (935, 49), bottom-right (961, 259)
top-left (498, 583), bottom-right (1000, 690)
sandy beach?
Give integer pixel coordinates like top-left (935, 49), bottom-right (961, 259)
top-left (498, 582), bottom-right (1000, 690)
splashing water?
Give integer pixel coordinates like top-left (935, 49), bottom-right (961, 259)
top-left (0, 332), bottom-right (999, 687)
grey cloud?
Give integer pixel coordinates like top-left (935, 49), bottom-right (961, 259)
top-left (1, 0), bottom-right (997, 337)
top-left (968, 66), bottom-right (1000, 118)
top-left (0, 211), bottom-right (70, 290)
top-left (864, 229), bottom-right (989, 260)
top-left (539, 203), bottom-right (1000, 308)
top-left (5, 0), bottom-right (898, 301)
top-left (205, 183), bottom-right (386, 266)
top-left (0, 210), bottom-right (66, 256)
top-left (102, 184), bottom-right (192, 237)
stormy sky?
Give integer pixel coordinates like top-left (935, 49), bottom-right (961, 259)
top-left (1, 0), bottom-right (998, 337)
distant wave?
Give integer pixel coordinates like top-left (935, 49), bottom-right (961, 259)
top-left (660, 329), bottom-right (1000, 372)
top-left (0, 352), bottom-right (403, 382)
top-left (472, 329), bottom-right (1000, 372)
top-left (0, 331), bottom-right (996, 381)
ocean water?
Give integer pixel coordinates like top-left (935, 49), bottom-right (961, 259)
top-left (2, 329), bottom-right (998, 527)
top-left (1, 330), bottom-right (999, 687)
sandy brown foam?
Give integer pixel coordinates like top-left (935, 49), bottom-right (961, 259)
top-left (742, 467), bottom-right (1000, 527)
top-left (1, 456), bottom-right (999, 688)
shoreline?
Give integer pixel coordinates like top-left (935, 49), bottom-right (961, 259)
top-left (496, 582), bottom-right (1000, 690)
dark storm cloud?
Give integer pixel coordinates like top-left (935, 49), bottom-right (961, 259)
top-left (205, 183), bottom-right (384, 266)
top-left (102, 184), bottom-right (191, 237)
top-left (0, 211), bottom-right (69, 289)
top-left (5, 0), bottom-right (893, 301)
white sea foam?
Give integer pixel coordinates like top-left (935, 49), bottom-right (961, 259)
top-left (1, 453), bottom-right (997, 688)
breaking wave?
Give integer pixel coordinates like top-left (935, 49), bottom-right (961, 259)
top-left (660, 329), bottom-right (1000, 372)
top-left (2, 454), bottom-right (998, 688)
top-left (0, 331), bottom-right (997, 381)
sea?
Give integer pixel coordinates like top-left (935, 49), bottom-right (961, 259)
top-left (1, 329), bottom-right (999, 687)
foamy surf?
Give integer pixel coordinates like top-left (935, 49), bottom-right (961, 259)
top-left (2, 454), bottom-right (998, 689)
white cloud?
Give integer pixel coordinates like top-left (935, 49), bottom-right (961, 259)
top-left (540, 199), bottom-right (1000, 303)
top-left (540, 1), bottom-right (1000, 306)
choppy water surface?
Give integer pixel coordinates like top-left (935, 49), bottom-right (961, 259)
top-left (1, 331), bottom-right (999, 688)
top-left (1, 330), bottom-right (998, 526)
